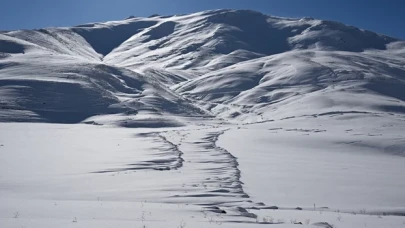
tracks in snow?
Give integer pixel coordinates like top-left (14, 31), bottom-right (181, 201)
top-left (158, 127), bottom-right (273, 219)
top-left (93, 126), bottom-right (265, 217)
top-left (165, 128), bottom-right (249, 200)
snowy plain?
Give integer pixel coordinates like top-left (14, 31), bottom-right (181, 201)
top-left (1, 9), bottom-right (405, 228)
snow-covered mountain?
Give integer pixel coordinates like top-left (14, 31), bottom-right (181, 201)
top-left (1, 9), bottom-right (404, 125)
top-left (1, 9), bottom-right (405, 228)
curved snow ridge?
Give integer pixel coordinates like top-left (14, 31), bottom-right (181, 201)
top-left (155, 133), bottom-right (184, 170)
top-left (93, 132), bottom-right (184, 173)
top-left (206, 129), bottom-right (245, 196)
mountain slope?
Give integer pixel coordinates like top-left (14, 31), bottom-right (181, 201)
top-left (176, 49), bottom-right (405, 120)
top-left (0, 9), bottom-right (404, 125)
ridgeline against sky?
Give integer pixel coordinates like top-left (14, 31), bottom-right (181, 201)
top-left (0, 0), bottom-right (404, 39)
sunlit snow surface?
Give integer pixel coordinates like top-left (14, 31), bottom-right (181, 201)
top-left (1, 9), bottom-right (405, 228)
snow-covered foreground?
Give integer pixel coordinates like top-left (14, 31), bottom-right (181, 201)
top-left (219, 115), bottom-right (405, 212)
top-left (1, 114), bottom-right (405, 227)
top-left (1, 8), bottom-right (405, 228)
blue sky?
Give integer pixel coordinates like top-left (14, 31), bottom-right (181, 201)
top-left (1, 0), bottom-right (404, 39)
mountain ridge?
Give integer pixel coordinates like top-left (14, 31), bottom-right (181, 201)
top-left (0, 9), bottom-right (404, 126)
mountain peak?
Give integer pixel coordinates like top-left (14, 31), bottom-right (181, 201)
top-left (0, 9), bottom-right (404, 124)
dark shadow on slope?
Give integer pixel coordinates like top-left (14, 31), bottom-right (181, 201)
top-left (0, 79), bottom-right (120, 123)
top-left (377, 105), bottom-right (405, 114)
top-left (72, 20), bottom-right (158, 56)
top-left (364, 79), bottom-right (405, 114)
top-left (205, 10), bottom-right (396, 54)
top-left (143, 21), bottom-right (176, 43)
top-left (0, 39), bottom-right (25, 54)
top-left (0, 56), bottom-right (208, 123)
top-left (206, 10), bottom-right (292, 55)
top-left (294, 20), bottom-right (397, 52)
top-left (364, 79), bottom-right (405, 102)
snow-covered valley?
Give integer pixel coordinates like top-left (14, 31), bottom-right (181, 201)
top-left (1, 9), bottom-right (405, 228)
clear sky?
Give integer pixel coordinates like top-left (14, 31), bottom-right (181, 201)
top-left (1, 0), bottom-right (404, 39)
